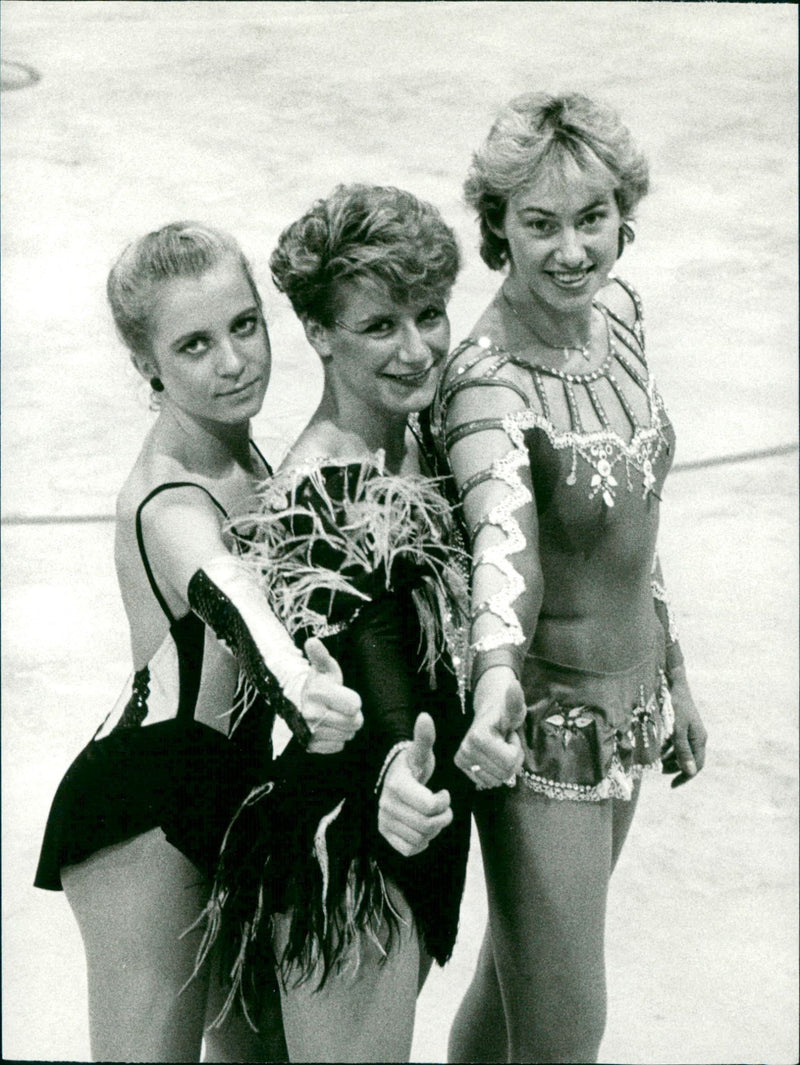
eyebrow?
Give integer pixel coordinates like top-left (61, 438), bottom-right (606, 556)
top-left (518, 198), bottom-right (610, 218)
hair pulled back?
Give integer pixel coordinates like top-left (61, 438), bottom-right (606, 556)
top-left (107, 221), bottom-right (260, 361)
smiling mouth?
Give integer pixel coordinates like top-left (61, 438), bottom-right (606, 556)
top-left (382, 366), bottom-right (434, 386)
top-left (548, 268), bottom-right (593, 287)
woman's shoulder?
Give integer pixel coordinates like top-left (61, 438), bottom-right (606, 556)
top-left (596, 276), bottom-right (643, 328)
top-left (436, 332), bottom-right (530, 418)
top-left (115, 450), bottom-right (226, 531)
top-left (265, 452), bottom-right (398, 518)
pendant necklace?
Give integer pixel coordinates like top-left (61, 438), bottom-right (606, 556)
top-left (501, 286), bottom-right (593, 362)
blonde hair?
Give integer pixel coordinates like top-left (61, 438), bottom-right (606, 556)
top-left (464, 92), bottom-right (650, 270)
top-left (107, 221), bottom-right (261, 360)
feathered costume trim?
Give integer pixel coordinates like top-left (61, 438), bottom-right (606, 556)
top-left (192, 455), bottom-right (468, 1027)
top-left (232, 453), bottom-right (468, 683)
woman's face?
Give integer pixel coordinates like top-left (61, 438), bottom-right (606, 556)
top-left (146, 258), bottom-right (271, 426)
top-left (500, 158), bottom-right (621, 315)
top-left (314, 276), bottom-right (451, 420)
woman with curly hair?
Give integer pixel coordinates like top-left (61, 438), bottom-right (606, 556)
top-left (199, 184), bottom-right (472, 1062)
top-left (424, 92), bottom-right (708, 1062)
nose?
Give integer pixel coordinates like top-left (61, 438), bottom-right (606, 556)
top-left (396, 322), bottom-right (431, 365)
top-left (216, 337), bottom-right (246, 377)
top-left (554, 226), bottom-right (585, 267)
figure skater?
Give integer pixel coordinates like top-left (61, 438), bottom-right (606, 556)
top-left (35, 221), bottom-right (362, 1062)
top-left (425, 93), bottom-right (708, 1063)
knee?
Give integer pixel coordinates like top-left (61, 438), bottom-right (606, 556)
top-left (508, 976), bottom-right (606, 1063)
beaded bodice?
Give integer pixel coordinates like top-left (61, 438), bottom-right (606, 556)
top-left (428, 278), bottom-right (675, 667)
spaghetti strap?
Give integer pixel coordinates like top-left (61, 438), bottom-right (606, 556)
top-left (135, 482), bottom-right (228, 623)
top-left (249, 438), bottom-right (273, 474)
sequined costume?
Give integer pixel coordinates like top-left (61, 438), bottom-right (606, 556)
top-left (35, 454), bottom-right (311, 891)
top-left (425, 278), bottom-right (681, 801)
top-left (196, 456), bottom-right (472, 1019)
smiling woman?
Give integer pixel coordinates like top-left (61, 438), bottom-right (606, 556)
top-left (424, 92), bottom-right (708, 1064)
top-left (196, 185), bottom-right (472, 1064)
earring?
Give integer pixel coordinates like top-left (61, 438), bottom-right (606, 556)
top-left (617, 222), bottom-right (635, 257)
top-left (150, 376), bottom-right (164, 393)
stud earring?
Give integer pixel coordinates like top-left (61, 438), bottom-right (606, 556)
top-left (150, 376), bottom-right (164, 393)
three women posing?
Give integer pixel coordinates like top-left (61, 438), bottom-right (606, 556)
top-left (36, 92), bottom-right (707, 1065)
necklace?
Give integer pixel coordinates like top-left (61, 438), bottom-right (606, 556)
top-left (501, 287), bottom-right (593, 362)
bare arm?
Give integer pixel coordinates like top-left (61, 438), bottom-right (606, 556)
top-left (139, 488), bottom-right (362, 751)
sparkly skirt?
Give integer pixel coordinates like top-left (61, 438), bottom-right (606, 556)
top-left (517, 640), bottom-right (674, 802)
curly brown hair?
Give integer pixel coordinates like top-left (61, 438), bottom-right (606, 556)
top-left (270, 184), bottom-right (460, 326)
top-left (464, 92), bottom-right (650, 270)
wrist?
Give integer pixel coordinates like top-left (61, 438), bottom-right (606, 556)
top-left (472, 647), bottom-right (522, 688)
top-left (473, 664), bottom-right (519, 721)
top-left (282, 663), bottom-right (312, 713)
top-left (665, 640), bottom-right (684, 675)
top-left (375, 740), bottom-right (413, 795)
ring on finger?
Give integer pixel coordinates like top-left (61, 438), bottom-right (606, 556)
top-left (470, 764), bottom-right (483, 775)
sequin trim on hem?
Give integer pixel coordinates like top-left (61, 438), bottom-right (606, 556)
top-left (517, 671), bottom-right (674, 802)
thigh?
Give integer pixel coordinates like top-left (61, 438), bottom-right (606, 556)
top-left (273, 887), bottom-right (420, 1063)
top-left (611, 778), bottom-right (641, 869)
top-left (475, 789), bottom-right (614, 1061)
top-left (202, 946), bottom-right (288, 1063)
top-left (62, 828), bottom-right (211, 1063)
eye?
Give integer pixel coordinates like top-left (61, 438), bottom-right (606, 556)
top-left (179, 335), bottom-right (210, 357)
top-left (527, 218), bottom-right (556, 236)
top-left (418, 306), bottom-right (446, 328)
top-left (232, 313), bottom-right (259, 338)
top-left (580, 209), bottom-right (608, 229)
top-left (364, 318), bottom-right (396, 337)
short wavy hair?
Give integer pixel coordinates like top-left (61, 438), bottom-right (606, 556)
top-left (464, 92), bottom-right (650, 270)
top-left (107, 221), bottom-right (261, 360)
top-left (270, 184), bottom-right (461, 326)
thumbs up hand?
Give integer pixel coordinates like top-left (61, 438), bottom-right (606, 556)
top-left (301, 637), bottom-right (363, 754)
top-left (378, 713), bottom-right (453, 857)
top-left (406, 712), bottom-right (436, 785)
top-left (455, 666), bottom-right (525, 788)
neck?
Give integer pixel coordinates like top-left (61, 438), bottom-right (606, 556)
top-left (503, 274), bottom-right (593, 347)
top-left (313, 388), bottom-right (409, 472)
top-left (157, 403), bottom-right (253, 474)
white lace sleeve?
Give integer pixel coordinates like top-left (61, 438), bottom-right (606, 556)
top-left (436, 339), bottom-right (543, 681)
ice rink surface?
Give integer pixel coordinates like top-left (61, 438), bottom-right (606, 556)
top-left (1, 2), bottom-right (797, 1061)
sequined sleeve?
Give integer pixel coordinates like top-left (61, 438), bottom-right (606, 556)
top-left (432, 338), bottom-right (543, 682)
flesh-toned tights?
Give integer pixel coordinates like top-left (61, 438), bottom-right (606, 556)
top-left (62, 828), bottom-right (286, 1063)
top-left (448, 784), bottom-right (640, 1064)
top-left (272, 883), bottom-right (426, 1064)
